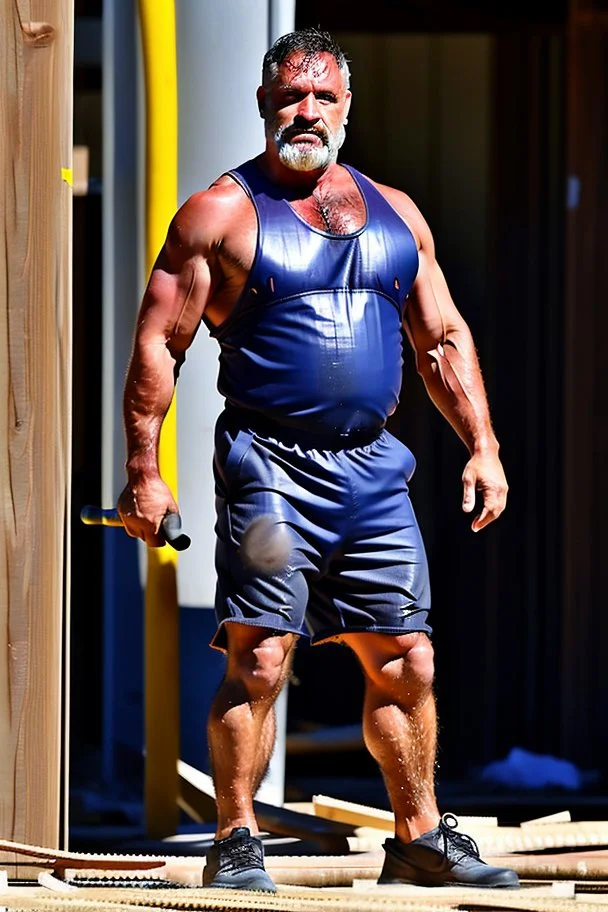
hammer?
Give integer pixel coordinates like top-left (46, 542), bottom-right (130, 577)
top-left (80, 506), bottom-right (191, 552)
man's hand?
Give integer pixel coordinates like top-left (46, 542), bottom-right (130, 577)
top-left (117, 476), bottom-right (179, 548)
top-left (461, 452), bottom-right (508, 532)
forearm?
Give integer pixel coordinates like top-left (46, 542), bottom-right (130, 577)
top-left (123, 339), bottom-right (178, 482)
top-left (417, 327), bottom-right (498, 456)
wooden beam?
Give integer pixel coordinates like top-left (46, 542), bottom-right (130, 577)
top-left (522, 811), bottom-right (572, 826)
top-left (0, 0), bottom-right (72, 871)
top-left (313, 795), bottom-right (395, 831)
top-left (72, 146), bottom-right (89, 196)
top-left (177, 760), bottom-right (355, 851)
top-left (312, 795), bottom-right (498, 831)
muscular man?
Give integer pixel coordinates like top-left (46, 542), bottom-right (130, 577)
top-left (118, 28), bottom-right (518, 892)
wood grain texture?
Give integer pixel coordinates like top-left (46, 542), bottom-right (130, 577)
top-left (0, 0), bottom-right (73, 864)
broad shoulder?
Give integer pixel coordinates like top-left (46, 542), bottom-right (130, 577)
top-left (165, 173), bottom-right (254, 260)
top-left (362, 174), bottom-right (434, 254)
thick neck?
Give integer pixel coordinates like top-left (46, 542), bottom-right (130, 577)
top-left (256, 148), bottom-right (340, 195)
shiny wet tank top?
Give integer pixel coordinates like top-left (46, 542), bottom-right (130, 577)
top-left (207, 159), bottom-right (419, 436)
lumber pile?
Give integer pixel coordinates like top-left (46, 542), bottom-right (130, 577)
top-left (2, 790), bottom-right (608, 911)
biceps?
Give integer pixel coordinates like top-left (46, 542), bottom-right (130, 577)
top-left (137, 258), bottom-right (211, 353)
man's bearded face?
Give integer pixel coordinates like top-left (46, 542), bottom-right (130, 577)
top-left (271, 119), bottom-right (346, 172)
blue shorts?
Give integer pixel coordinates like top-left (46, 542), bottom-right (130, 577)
top-left (211, 409), bottom-right (432, 650)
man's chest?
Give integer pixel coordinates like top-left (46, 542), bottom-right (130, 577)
top-left (290, 187), bottom-right (366, 234)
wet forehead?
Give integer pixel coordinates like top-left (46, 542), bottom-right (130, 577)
top-left (274, 51), bottom-right (343, 90)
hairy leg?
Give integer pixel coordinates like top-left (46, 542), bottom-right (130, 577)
top-left (343, 631), bottom-right (439, 843)
top-left (208, 624), bottom-right (296, 838)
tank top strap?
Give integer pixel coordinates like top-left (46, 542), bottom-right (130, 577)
top-left (226, 159), bottom-right (290, 204)
top-left (341, 164), bottom-right (399, 224)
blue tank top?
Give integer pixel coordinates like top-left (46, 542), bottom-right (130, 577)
top-left (207, 159), bottom-right (419, 436)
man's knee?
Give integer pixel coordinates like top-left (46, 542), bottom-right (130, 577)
top-left (224, 624), bottom-right (295, 702)
top-left (348, 632), bottom-right (435, 705)
top-left (375, 636), bottom-right (435, 706)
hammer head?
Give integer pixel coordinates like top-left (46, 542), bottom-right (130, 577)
top-left (239, 515), bottom-right (292, 575)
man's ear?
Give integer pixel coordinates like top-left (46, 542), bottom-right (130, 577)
top-left (343, 91), bottom-right (352, 124)
top-left (256, 85), bottom-right (265, 118)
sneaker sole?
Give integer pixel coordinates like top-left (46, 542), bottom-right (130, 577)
top-left (203, 874), bottom-right (277, 893)
top-left (205, 883), bottom-right (277, 893)
top-left (378, 877), bottom-right (520, 889)
top-left (203, 884), bottom-right (277, 893)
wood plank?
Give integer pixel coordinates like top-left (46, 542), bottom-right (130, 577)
top-left (312, 794), bottom-right (498, 831)
top-left (72, 145), bottom-right (89, 196)
top-left (313, 795), bottom-right (394, 830)
top-left (470, 821), bottom-right (608, 854)
top-left (487, 850), bottom-right (608, 880)
top-left (522, 811), bottom-right (572, 826)
top-left (178, 760), bottom-right (355, 850)
top-left (0, 883), bottom-right (606, 912)
top-left (0, 0), bottom-right (72, 872)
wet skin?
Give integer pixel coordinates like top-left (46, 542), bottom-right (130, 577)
top-left (115, 48), bottom-right (509, 851)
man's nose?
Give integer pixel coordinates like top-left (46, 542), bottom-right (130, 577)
top-left (295, 93), bottom-right (320, 122)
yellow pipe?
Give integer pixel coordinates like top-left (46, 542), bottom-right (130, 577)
top-left (137, 0), bottom-right (180, 837)
top-left (138, 0), bottom-right (179, 540)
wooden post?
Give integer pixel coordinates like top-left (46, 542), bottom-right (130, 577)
top-left (0, 0), bottom-right (73, 864)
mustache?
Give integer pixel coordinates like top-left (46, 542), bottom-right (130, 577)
top-left (278, 124), bottom-right (329, 145)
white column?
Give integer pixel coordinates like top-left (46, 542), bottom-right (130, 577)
top-left (101, 0), bottom-right (143, 784)
top-left (270, 0), bottom-right (296, 44)
top-left (175, 0), bottom-right (270, 607)
top-left (175, 0), bottom-right (294, 805)
top-left (102, 0), bottom-right (140, 511)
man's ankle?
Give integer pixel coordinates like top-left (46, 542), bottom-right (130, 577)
top-left (395, 813), bottom-right (441, 843)
top-left (215, 820), bottom-right (258, 840)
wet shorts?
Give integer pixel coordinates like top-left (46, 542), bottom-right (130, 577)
top-left (211, 409), bottom-right (432, 650)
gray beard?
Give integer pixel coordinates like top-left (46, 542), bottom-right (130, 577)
top-left (273, 124), bottom-right (346, 172)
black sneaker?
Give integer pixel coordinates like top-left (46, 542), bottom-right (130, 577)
top-left (378, 813), bottom-right (520, 888)
top-left (203, 827), bottom-right (276, 892)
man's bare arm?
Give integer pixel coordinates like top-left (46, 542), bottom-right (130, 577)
top-left (117, 194), bottom-right (220, 545)
top-left (124, 246), bottom-right (209, 475)
top-left (405, 251), bottom-right (496, 455)
top-left (401, 210), bottom-right (507, 531)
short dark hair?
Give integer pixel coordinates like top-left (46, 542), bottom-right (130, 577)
top-left (262, 27), bottom-right (350, 88)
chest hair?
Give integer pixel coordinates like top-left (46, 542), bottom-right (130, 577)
top-left (293, 187), bottom-right (366, 235)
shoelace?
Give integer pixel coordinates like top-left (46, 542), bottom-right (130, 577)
top-left (221, 840), bottom-right (263, 873)
top-left (438, 813), bottom-right (481, 863)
